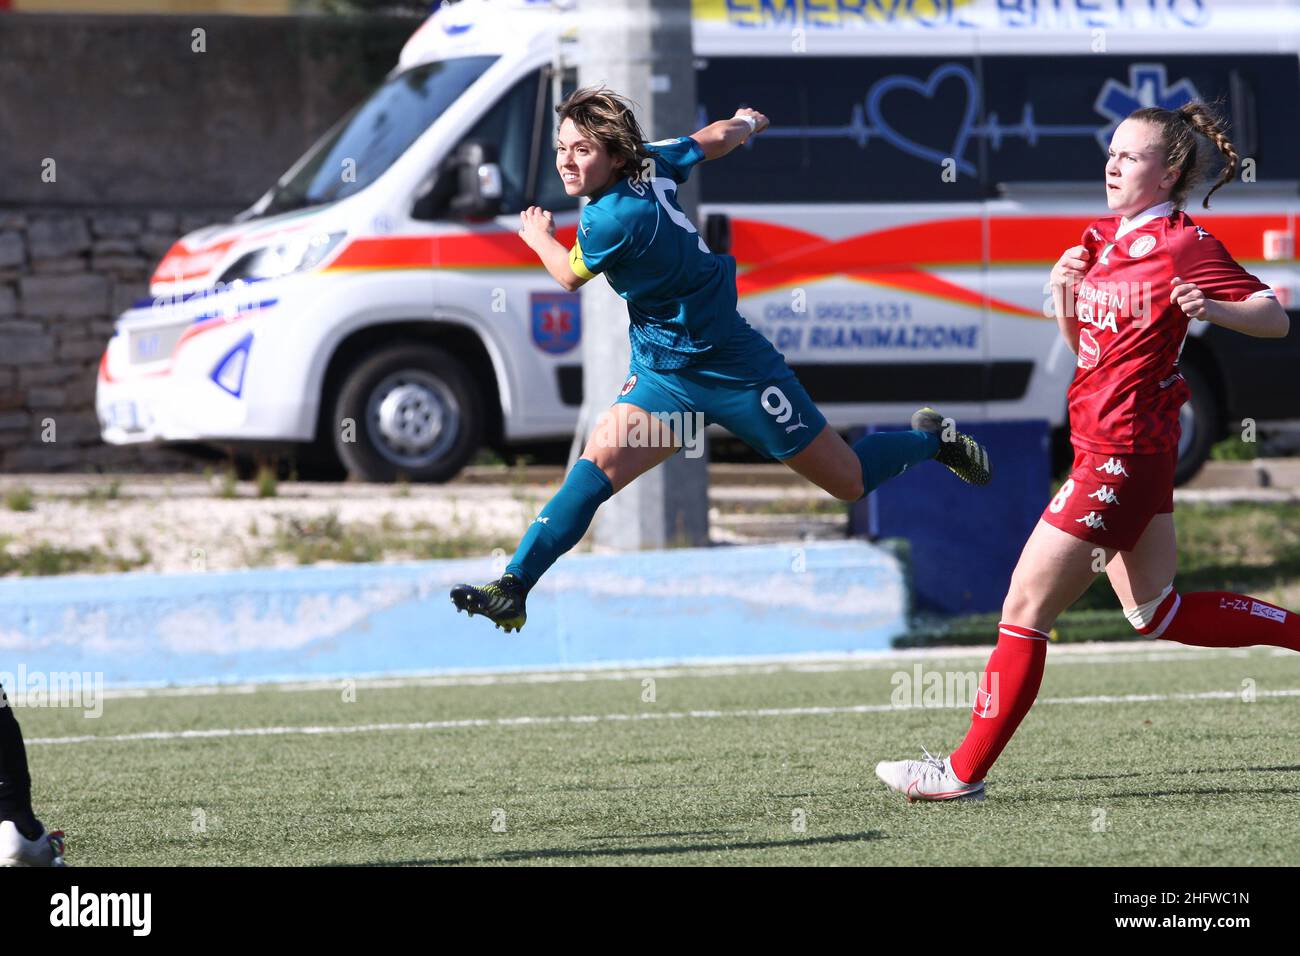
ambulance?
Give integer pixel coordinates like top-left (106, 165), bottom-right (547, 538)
top-left (96, 0), bottom-right (1300, 484)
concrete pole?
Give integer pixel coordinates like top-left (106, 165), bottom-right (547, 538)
top-left (572, 0), bottom-right (709, 550)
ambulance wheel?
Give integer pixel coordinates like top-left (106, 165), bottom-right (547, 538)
top-left (332, 343), bottom-right (483, 483)
top-left (1174, 361), bottom-right (1218, 487)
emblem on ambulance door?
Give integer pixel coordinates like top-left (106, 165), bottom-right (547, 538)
top-left (530, 292), bottom-right (581, 355)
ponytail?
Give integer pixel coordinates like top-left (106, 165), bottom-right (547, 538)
top-left (1128, 100), bottom-right (1238, 209)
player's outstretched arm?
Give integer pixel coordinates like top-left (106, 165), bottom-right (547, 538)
top-left (518, 206), bottom-right (588, 292)
top-left (1170, 278), bottom-right (1290, 338)
top-left (689, 108), bottom-right (769, 161)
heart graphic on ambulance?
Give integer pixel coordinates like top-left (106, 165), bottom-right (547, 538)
top-left (1077, 328), bottom-right (1101, 369)
top-left (1128, 235), bottom-right (1156, 258)
top-left (866, 64), bottom-right (979, 177)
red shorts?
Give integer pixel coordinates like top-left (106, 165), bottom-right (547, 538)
top-left (1040, 448), bottom-right (1175, 552)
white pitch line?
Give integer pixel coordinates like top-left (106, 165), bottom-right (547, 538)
top-left (25, 687), bottom-right (1300, 747)
top-left (89, 643), bottom-right (1274, 701)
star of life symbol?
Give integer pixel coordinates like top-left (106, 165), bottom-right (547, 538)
top-left (1094, 64), bottom-right (1200, 152)
top-left (1095, 457), bottom-right (1130, 477)
top-left (1076, 511), bottom-right (1108, 530)
top-left (1089, 485), bottom-right (1120, 504)
top-left (539, 303), bottom-right (571, 338)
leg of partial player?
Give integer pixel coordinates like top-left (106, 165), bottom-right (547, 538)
top-left (0, 683), bottom-right (66, 866)
top-left (450, 403), bottom-right (679, 632)
top-left (875, 521), bottom-right (1105, 801)
top-left (783, 408), bottom-right (991, 502)
top-left (1108, 514), bottom-right (1300, 651)
top-left (509, 401), bottom-right (681, 584)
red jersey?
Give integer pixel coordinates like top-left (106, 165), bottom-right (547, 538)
top-left (1067, 203), bottom-right (1273, 454)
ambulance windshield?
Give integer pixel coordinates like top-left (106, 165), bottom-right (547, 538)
top-left (260, 55), bottom-right (498, 215)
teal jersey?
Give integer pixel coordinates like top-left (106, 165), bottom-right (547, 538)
top-left (568, 136), bottom-right (747, 371)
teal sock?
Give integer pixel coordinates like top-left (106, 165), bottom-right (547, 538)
top-left (852, 429), bottom-right (940, 496)
top-left (505, 458), bottom-right (613, 589)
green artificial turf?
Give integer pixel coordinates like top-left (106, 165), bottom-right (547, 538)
top-left (17, 643), bottom-right (1300, 866)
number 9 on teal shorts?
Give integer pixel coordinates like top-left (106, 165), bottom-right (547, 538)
top-left (614, 362), bottom-right (826, 461)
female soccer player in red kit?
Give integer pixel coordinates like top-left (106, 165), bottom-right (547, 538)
top-left (876, 101), bottom-right (1298, 801)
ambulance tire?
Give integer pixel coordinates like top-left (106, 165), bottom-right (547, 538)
top-left (1174, 360), bottom-right (1219, 487)
top-left (332, 343), bottom-right (483, 483)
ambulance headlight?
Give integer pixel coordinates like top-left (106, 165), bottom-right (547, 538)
top-left (219, 232), bottom-right (346, 282)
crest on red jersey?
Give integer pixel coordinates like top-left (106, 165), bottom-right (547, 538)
top-left (1128, 235), bottom-right (1156, 258)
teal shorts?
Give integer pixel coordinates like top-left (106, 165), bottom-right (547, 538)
top-left (613, 325), bottom-right (826, 460)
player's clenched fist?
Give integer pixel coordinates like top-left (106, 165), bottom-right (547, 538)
top-left (1170, 277), bottom-right (1208, 320)
top-left (518, 206), bottom-right (556, 249)
top-left (1050, 245), bottom-right (1091, 289)
top-left (735, 107), bottom-right (769, 138)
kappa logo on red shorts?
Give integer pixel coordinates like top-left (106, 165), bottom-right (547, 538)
top-left (1076, 511), bottom-right (1108, 530)
top-left (1095, 456), bottom-right (1130, 477)
top-left (1077, 328), bottom-right (1100, 370)
top-left (619, 374), bottom-right (638, 397)
top-left (1088, 484), bottom-right (1121, 505)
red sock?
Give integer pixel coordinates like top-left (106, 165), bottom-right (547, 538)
top-left (1140, 590), bottom-right (1300, 650)
top-left (949, 624), bottom-right (1049, 784)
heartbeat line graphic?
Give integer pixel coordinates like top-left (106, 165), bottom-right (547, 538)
top-left (703, 103), bottom-right (1101, 148)
top-left (700, 63), bottom-right (1199, 176)
top-left (698, 102), bottom-right (1097, 177)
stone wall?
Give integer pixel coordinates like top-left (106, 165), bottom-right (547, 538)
top-left (0, 208), bottom-right (242, 473)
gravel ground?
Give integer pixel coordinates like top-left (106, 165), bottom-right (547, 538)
top-left (1, 460), bottom-right (1295, 576)
top-left (0, 468), bottom-right (844, 575)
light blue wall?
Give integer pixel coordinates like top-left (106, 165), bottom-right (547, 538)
top-left (0, 542), bottom-right (906, 686)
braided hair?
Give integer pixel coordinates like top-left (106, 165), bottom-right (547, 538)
top-left (1128, 101), bottom-right (1239, 209)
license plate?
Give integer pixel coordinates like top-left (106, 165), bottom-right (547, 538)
top-left (129, 323), bottom-right (187, 364)
top-left (109, 401), bottom-right (140, 432)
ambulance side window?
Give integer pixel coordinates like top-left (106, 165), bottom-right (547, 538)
top-left (415, 71), bottom-right (539, 219)
top-left (533, 67), bottom-right (580, 212)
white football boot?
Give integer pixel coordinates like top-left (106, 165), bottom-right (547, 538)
top-left (0, 820), bottom-right (67, 866)
top-left (875, 749), bottom-right (986, 802)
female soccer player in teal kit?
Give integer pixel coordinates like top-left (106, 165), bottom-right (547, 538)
top-left (451, 87), bottom-right (991, 631)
